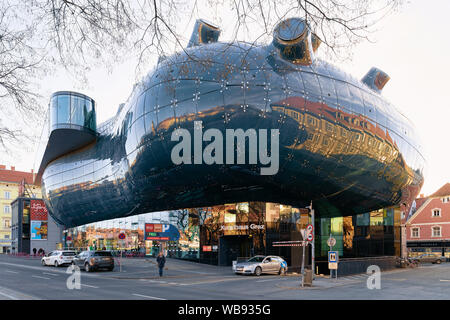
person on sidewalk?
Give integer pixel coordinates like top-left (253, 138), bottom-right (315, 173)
top-left (156, 251), bottom-right (166, 277)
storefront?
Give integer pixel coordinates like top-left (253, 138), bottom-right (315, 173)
top-left (407, 241), bottom-right (450, 258)
top-left (65, 202), bottom-right (402, 274)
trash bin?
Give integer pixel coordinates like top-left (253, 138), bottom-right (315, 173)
top-left (304, 268), bottom-right (313, 287)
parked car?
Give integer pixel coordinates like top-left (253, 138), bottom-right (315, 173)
top-left (41, 250), bottom-right (77, 267)
top-left (234, 255), bottom-right (288, 276)
top-left (72, 250), bottom-right (115, 272)
top-left (411, 254), bottom-right (446, 264)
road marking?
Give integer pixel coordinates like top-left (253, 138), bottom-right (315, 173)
top-left (439, 279), bottom-right (450, 282)
top-left (132, 293), bottom-right (166, 300)
top-left (256, 278), bottom-right (283, 282)
top-left (0, 290), bottom-right (18, 300)
top-left (5, 270), bottom-right (19, 274)
top-left (32, 275), bottom-right (50, 280)
top-left (43, 272), bottom-right (59, 276)
top-left (80, 284), bottom-right (99, 288)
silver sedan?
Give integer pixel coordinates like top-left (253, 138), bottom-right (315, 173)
top-left (234, 255), bottom-right (288, 276)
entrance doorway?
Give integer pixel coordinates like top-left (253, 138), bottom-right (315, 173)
top-left (218, 235), bottom-right (253, 266)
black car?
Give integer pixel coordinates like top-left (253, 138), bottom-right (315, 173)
top-left (73, 251), bottom-right (115, 272)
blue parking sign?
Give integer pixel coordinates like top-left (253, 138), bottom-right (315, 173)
top-left (328, 251), bottom-right (338, 263)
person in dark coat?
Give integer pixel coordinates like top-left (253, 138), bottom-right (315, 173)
top-left (32, 248), bottom-right (37, 256)
top-left (156, 251), bottom-right (166, 277)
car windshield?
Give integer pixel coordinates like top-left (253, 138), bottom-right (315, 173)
top-left (94, 251), bottom-right (112, 256)
top-left (247, 256), bottom-right (265, 263)
top-left (62, 252), bottom-right (76, 256)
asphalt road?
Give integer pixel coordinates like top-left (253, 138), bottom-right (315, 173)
top-left (0, 254), bottom-right (449, 300)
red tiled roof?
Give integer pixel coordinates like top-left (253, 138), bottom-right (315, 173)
top-left (414, 197), bottom-right (428, 209)
top-left (0, 168), bottom-right (34, 184)
top-left (430, 183), bottom-right (450, 198)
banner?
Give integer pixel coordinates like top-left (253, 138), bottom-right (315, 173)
top-left (30, 200), bottom-right (48, 221)
top-left (145, 223), bottom-right (180, 241)
top-left (31, 221), bottom-right (48, 240)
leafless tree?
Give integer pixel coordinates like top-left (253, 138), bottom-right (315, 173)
top-left (0, 0), bottom-right (403, 156)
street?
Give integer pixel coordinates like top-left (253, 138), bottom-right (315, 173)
top-left (0, 255), bottom-right (449, 300)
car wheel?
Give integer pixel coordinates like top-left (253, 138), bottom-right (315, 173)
top-left (436, 259), bottom-right (441, 264)
top-left (41, 260), bottom-right (46, 266)
top-left (254, 267), bottom-right (262, 276)
top-left (54, 261), bottom-right (59, 267)
top-left (85, 263), bottom-right (90, 272)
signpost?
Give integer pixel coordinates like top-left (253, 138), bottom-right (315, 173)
top-left (118, 232), bottom-right (126, 272)
top-left (327, 234), bottom-right (338, 280)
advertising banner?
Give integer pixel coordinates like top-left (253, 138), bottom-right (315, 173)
top-left (31, 221), bottom-right (48, 240)
top-left (30, 200), bottom-right (48, 221)
top-left (145, 224), bottom-right (180, 241)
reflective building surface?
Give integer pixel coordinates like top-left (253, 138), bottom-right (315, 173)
top-left (35, 17), bottom-right (425, 228)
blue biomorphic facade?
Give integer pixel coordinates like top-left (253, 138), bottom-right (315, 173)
top-left (35, 18), bottom-right (425, 228)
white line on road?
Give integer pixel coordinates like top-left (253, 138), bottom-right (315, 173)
top-left (32, 275), bottom-right (50, 280)
top-left (0, 290), bottom-right (18, 300)
top-left (132, 293), bottom-right (166, 300)
top-left (80, 284), bottom-right (99, 288)
top-left (256, 278), bottom-right (283, 283)
top-left (43, 272), bottom-right (59, 276)
top-left (5, 270), bottom-right (19, 274)
top-left (439, 279), bottom-right (450, 282)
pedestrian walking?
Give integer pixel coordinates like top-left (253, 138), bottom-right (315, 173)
top-left (156, 251), bottom-right (166, 277)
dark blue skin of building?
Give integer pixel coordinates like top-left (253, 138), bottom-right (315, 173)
top-left (38, 19), bottom-right (425, 228)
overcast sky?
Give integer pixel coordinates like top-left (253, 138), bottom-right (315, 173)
top-left (5, 0), bottom-right (449, 197)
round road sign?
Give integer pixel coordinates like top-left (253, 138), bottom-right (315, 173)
top-left (306, 233), bottom-right (313, 241)
top-left (306, 224), bottom-right (313, 233)
top-left (118, 232), bottom-right (126, 240)
top-left (327, 237), bottom-right (336, 247)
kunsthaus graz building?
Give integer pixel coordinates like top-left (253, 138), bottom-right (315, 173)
top-left (34, 18), bottom-right (425, 274)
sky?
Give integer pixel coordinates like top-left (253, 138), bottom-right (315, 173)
top-left (4, 0), bottom-right (449, 197)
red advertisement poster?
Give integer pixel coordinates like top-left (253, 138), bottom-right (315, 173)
top-left (30, 200), bottom-right (48, 221)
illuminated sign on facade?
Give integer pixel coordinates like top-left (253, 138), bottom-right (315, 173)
top-left (144, 223), bottom-right (180, 241)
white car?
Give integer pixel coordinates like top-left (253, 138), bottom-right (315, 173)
top-left (234, 255), bottom-right (288, 276)
top-left (41, 250), bottom-right (77, 267)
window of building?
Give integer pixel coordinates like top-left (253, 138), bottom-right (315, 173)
top-left (432, 208), bottom-right (441, 217)
top-left (442, 197), bottom-right (450, 203)
top-left (3, 205), bottom-right (10, 214)
top-left (4, 191), bottom-right (10, 199)
top-left (411, 228), bottom-right (419, 238)
top-left (4, 219), bottom-right (10, 228)
top-left (432, 226), bottom-right (441, 237)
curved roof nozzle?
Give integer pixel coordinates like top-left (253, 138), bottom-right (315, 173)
top-left (272, 17), bottom-right (314, 65)
top-left (362, 67), bottom-right (390, 93)
top-left (187, 19), bottom-right (221, 47)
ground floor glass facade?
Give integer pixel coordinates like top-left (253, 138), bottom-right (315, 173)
top-left (65, 202), bottom-right (402, 271)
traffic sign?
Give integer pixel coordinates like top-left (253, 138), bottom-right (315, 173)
top-left (306, 233), bottom-right (313, 241)
top-left (118, 232), bottom-right (126, 240)
top-left (327, 237), bottom-right (336, 247)
top-left (306, 224), bottom-right (313, 233)
top-left (328, 251), bottom-right (338, 270)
